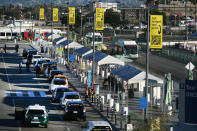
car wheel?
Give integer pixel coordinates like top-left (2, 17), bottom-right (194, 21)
top-left (44, 124), bottom-right (48, 128)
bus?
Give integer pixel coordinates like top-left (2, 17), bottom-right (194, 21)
top-left (0, 28), bottom-right (18, 40)
top-left (114, 39), bottom-right (139, 59)
top-left (85, 32), bottom-right (103, 46)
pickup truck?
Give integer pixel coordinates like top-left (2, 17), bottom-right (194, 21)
top-left (15, 104), bottom-right (48, 128)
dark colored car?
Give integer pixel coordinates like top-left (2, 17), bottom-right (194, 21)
top-left (49, 70), bottom-right (63, 81)
top-left (52, 87), bottom-right (70, 102)
top-left (27, 49), bottom-right (37, 55)
top-left (64, 101), bottom-right (86, 121)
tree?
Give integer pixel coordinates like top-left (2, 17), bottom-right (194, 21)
top-left (190, 0), bottom-right (197, 31)
top-left (104, 9), bottom-right (121, 29)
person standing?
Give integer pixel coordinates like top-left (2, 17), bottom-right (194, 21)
top-left (4, 44), bottom-right (7, 53)
top-left (26, 61), bottom-right (30, 71)
top-left (19, 62), bottom-right (22, 73)
top-left (15, 44), bottom-right (19, 53)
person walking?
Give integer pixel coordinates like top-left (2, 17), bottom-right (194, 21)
top-left (35, 65), bottom-right (40, 77)
top-left (4, 44), bottom-right (7, 53)
top-left (19, 62), bottom-right (22, 73)
top-left (26, 61), bottom-right (30, 71)
top-left (15, 44), bottom-right (19, 53)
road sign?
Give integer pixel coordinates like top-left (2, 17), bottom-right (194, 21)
top-left (40, 8), bottom-right (44, 20)
top-left (69, 7), bottom-right (75, 25)
top-left (151, 118), bottom-right (160, 130)
top-left (139, 97), bottom-right (147, 109)
top-left (95, 8), bottom-right (104, 30)
top-left (69, 54), bottom-right (75, 62)
top-left (123, 81), bottom-right (128, 89)
top-left (150, 15), bottom-right (163, 49)
top-left (185, 62), bottom-right (195, 70)
top-left (53, 8), bottom-right (58, 22)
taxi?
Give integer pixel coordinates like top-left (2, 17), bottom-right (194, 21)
top-left (54, 74), bottom-right (68, 87)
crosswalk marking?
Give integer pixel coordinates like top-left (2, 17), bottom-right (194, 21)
top-left (5, 90), bottom-right (49, 98)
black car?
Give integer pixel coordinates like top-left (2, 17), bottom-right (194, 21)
top-left (48, 70), bottom-right (63, 81)
top-left (52, 87), bottom-right (70, 102)
top-left (64, 101), bottom-right (86, 121)
top-left (27, 49), bottom-right (37, 56)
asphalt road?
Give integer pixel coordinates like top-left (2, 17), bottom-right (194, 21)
top-left (0, 43), bottom-right (104, 131)
top-left (132, 51), bottom-right (197, 82)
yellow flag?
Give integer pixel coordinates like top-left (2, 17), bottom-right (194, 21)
top-left (53, 8), bottom-right (58, 22)
top-left (40, 8), bottom-right (44, 20)
top-left (150, 15), bottom-right (163, 49)
top-left (95, 8), bottom-right (104, 30)
top-left (69, 7), bottom-right (75, 25)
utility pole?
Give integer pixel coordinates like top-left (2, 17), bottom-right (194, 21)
top-left (51, 1), bottom-right (53, 58)
top-left (80, 6), bottom-right (83, 45)
top-left (144, 1), bottom-right (150, 122)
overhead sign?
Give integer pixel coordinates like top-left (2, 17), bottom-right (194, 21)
top-left (69, 7), bottom-right (75, 25)
top-left (150, 15), bottom-right (163, 49)
top-left (185, 62), bottom-right (195, 70)
top-left (40, 8), bottom-right (44, 20)
top-left (95, 8), bottom-right (104, 30)
top-left (53, 8), bottom-right (58, 22)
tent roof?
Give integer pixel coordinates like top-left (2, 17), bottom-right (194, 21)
top-left (112, 65), bottom-right (163, 84)
top-left (59, 40), bottom-right (83, 49)
top-left (112, 65), bottom-right (142, 80)
top-left (74, 47), bottom-right (92, 56)
top-left (45, 33), bottom-right (53, 37)
top-left (83, 51), bottom-right (124, 66)
top-left (53, 36), bottom-right (64, 43)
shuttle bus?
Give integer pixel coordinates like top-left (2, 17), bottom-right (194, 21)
top-left (114, 39), bottom-right (139, 59)
top-left (0, 28), bottom-right (18, 40)
top-left (85, 32), bottom-right (103, 46)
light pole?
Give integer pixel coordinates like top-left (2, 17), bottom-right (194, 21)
top-left (80, 8), bottom-right (84, 45)
top-left (67, 2), bottom-right (70, 64)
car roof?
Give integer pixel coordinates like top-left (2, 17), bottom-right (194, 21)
top-left (88, 121), bottom-right (111, 127)
top-left (33, 55), bottom-right (41, 57)
top-left (55, 86), bottom-right (69, 90)
top-left (27, 104), bottom-right (46, 111)
top-left (53, 78), bottom-right (66, 81)
top-left (50, 70), bottom-right (61, 72)
top-left (67, 101), bottom-right (83, 104)
top-left (63, 92), bottom-right (80, 95)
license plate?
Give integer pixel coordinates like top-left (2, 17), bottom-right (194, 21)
top-left (34, 117), bottom-right (38, 120)
top-left (73, 111), bottom-right (78, 114)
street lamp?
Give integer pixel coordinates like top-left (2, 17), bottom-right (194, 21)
top-left (80, 8), bottom-right (85, 45)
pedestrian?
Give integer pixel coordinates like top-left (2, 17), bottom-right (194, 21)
top-left (19, 62), bottom-right (22, 73)
top-left (1, 47), bottom-right (3, 53)
top-left (4, 44), bottom-right (7, 53)
top-left (15, 44), bottom-right (19, 53)
top-left (35, 65), bottom-right (40, 77)
top-left (26, 61), bottom-right (30, 71)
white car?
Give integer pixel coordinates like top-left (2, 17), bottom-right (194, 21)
top-left (33, 59), bottom-right (47, 70)
top-left (31, 55), bottom-right (42, 64)
top-left (49, 78), bottom-right (67, 93)
top-left (60, 92), bottom-right (81, 108)
top-left (81, 121), bottom-right (112, 131)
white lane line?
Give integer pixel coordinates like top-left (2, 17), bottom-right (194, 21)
top-left (2, 54), bottom-right (22, 131)
top-left (39, 91), bottom-right (46, 97)
top-left (27, 91), bottom-right (34, 97)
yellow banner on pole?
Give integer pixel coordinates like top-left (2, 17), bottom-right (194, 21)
top-left (95, 8), bottom-right (104, 30)
top-left (40, 8), bottom-right (44, 20)
top-left (69, 7), bottom-right (75, 25)
top-left (53, 8), bottom-right (58, 22)
top-left (150, 15), bottom-right (163, 49)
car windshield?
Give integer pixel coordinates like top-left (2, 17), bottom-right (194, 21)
top-left (28, 110), bottom-right (44, 115)
top-left (92, 126), bottom-right (112, 131)
top-left (65, 95), bottom-right (80, 99)
top-left (34, 56), bottom-right (41, 58)
top-left (38, 60), bottom-right (46, 64)
top-left (54, 80), bottom-right (66, 85)
top-left (57, 88), bottom-right (69, 92)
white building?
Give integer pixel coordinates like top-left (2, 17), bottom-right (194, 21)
top-left (92, 2), bottom-right (118, 12)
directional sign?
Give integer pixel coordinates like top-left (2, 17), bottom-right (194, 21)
top-left (69, 7), bottom-right (75, 25)
top-left (185, 62), bottom-right (195, 70)
top-left (150, 15), bottom-right (163, 49)
top-left (139, 97), bottom-right (147, 109)
top-left (40, 8), bottom-right (44, 20)
top-left (53, 8), bottom-right (58, 22)
top-left (95, 8), bottom-right (104, 30)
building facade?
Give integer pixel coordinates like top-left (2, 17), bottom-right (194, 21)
top-left (120, 8), bottom-right (146, 23)
top-left (92, 2), bottom-right (118, 12)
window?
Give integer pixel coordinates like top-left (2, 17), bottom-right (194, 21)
top-left (92, 126), bottom-right (112, 131)
top-left (6, 33), bottom-right (11, 36)
top-left (65, 95), bottom-right (80, 99)
top-left (28, 110), bottom-right (44, 115)
top-left (0, 32), bottom-right (5, 36)
top-left (54, 80), bottom-right (66, 85)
